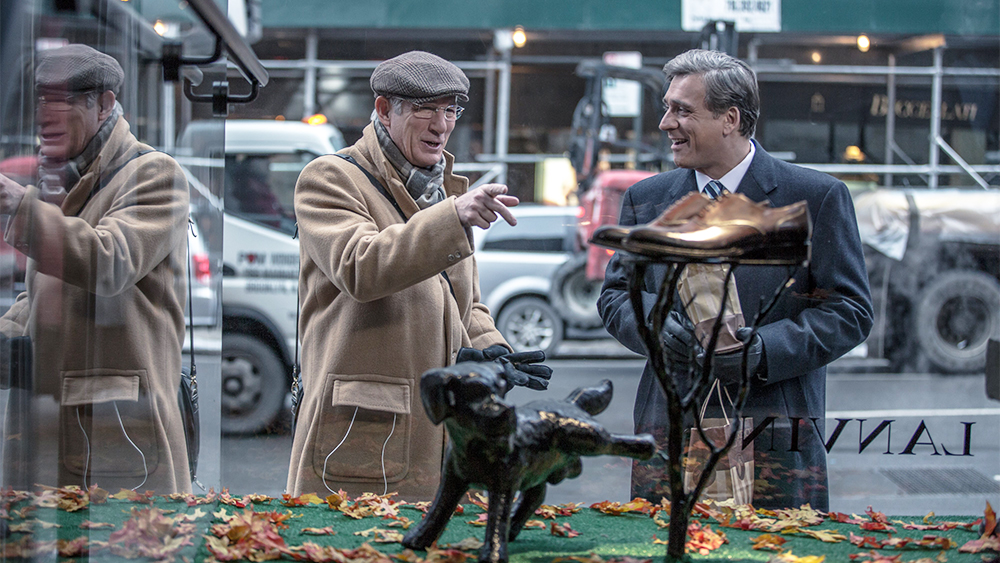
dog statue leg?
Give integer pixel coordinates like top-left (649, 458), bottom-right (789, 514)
top-left (481, 486), bottom-right (514, 563)
top-left (508, 483), bottom-right (546, 541)
top-left (402, 469), bottom-right (468, 550)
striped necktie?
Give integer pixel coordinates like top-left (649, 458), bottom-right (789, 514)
top-left (704, 180), bottom-right (727, 199)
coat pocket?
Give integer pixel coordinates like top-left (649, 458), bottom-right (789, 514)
top-left (311, 375), bottom-right (411, 484)
top-left (60, 370), bottom-right (159, 478)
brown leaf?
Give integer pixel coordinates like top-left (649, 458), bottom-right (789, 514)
top-left (550, 521), bottom-right (580, 537)
top-left (354, 527), bottom-right (404, 543)
top-left (57, 536), bottom-right (90, 557)
top-left (859, 521), bottom-right (896, 533)
top-left (958, 534), bottom-right (1000, 553)
top-left (302, 526), bottom-right (337, 535)
top-left (107, 507), bottom-right (195, 560)
top-left (79, 520), bottom-right (116, 529)
top-left (466, 492), bottom-right (489, 511)
top-left (589, 498), bottom-right (653, 516)
top-left (442, 537), bottom-right (484, 551)
top-left (865, 506), bottom-right (889, 524)
top-left (983, 500), bottom-right (997, 538)
top-left (750, 533), bottom-right (787, 551)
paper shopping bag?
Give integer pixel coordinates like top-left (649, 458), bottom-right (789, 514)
top-left (682, 382), bottom-right (754, 505)
top-left (678, 263), bottom-right (745, 353)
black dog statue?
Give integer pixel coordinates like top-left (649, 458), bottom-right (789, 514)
top-left (402, 362), bottom-right (656, 563)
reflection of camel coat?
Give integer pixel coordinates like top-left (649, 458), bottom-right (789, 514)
top-left (288, 124), bottom-right (506, 500)
top-left (0, 118), bottom-right (191, 493)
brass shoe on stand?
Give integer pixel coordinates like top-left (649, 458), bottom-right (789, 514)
top-left (589, 191), bottom-right (713, 252)
top-left (625, 192), bottom-right (812, 265)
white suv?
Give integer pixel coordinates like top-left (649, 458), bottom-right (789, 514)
top-left (177, 120), bottom-right (344, 434)
top-left (474, 205), bottom-right (580, 358)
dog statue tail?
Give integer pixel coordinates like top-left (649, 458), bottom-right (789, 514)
top-left (564, 379), bottom-right (614, 416)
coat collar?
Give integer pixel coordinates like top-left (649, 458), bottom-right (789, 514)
top-left (60, 117), bottom-right (132, 217)
top-left (737, 139), bottom-right (777, 205)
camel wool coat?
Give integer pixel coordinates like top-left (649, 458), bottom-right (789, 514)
top-left (288, 123), bottom-right (507, 500)
top-left (0, 117), bottom-right (191, 493)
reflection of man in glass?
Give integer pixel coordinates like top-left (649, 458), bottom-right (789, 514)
top-left (0, 44), bottom-right (191, 493)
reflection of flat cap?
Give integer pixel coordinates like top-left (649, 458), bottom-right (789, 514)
top-left (370, 51), bottom-right (469, 104)
top-left (36, 44), bottom-right (124, 95)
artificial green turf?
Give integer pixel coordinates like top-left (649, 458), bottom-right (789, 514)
top-left (1, 497), bottom-right (993, 562)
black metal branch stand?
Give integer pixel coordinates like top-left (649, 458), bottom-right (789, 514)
top-left (622, 254), bottom-right (797, 561)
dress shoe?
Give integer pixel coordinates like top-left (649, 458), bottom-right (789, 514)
top-left (625, 192), bottom-right (812, 265)
top-left (589, 191), bottom-right (712, 251)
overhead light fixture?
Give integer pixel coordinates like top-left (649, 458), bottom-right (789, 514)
top-left (153, 20), bottom-right (167, 35)
top-left (810, 51), bottom-right (822, 63)
top-left (512, 26), bottom-right (527, 48)
top-left (857, 34), bottom-right (871, 53)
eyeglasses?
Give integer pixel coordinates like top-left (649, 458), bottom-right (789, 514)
top-left (36, 91), bottom-right (96, 112)
top-left (409, 102), bottom-right (464, 121)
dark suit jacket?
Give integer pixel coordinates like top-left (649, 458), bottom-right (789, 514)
top-left (598, 141), bottom-right (874, 510)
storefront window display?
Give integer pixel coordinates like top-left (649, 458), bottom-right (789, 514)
top-left (0, 1), bottom-right (998, 561)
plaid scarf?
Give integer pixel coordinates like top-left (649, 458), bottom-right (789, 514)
top-left (374, 119), bottom-right (446, 210)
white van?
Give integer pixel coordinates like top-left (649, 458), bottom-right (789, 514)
top-left (177, 119), bottom-right (344, 434)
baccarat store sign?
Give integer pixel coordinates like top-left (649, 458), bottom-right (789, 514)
top-left (736, 416), bottom-right (978, 456)
top-left (870, 94), bottom-right (979, 122)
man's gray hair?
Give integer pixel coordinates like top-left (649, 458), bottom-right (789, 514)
top-left (663, 49), bottom-right (759, 138)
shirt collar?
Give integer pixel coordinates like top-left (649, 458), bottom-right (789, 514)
top-left (696, 140), bottom-right (756, 194)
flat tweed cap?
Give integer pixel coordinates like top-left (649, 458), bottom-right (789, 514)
top-left (370, 51), bottom-right (469, 104)
top-left (36, 44), bottom-right (124, 95)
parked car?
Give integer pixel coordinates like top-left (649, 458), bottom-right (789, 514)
top-left (474, 204), bottom-right (604, 358)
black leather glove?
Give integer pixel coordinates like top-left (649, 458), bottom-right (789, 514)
top-left (456, 345), bottom-right (553, 391)
top-left (711, 327), bottom-right (764, 385)
top-left (456, 344), bottom-right (510, 363)
top-left (660, 310), bottom-right (703, 375)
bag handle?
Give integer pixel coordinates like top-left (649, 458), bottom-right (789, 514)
top-left (698, 378), bottom-right (735, 426)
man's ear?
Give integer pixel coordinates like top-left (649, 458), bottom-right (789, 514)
top-left (97, 91), bottom-right (116, 121)
top-left (374, 96), bottom-right (393, 127)
top-left (722, 106), bottom-right (741, 137)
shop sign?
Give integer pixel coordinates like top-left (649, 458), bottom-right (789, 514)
top-left (682, 0), bottom-right (781, 32)
top-left (870, 94), bottom-right (979, 122)
top-left (736, 416), bottom-right (977, 456)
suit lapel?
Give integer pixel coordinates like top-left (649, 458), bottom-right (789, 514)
top-left (651, 169), bottom-right (697, 220)
top-left (738, 140), bottom-right (777, 206)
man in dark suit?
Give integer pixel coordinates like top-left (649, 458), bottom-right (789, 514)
top-left (598, 49), bottom-right (874, 510)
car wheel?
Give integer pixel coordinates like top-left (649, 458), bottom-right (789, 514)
top-left (221, 333), bottom-right (286, 434)
top-left (496, 297), bottom-right (564, 358)
top-left (915, 270), bottom-right (1000, 374)
top-left (550, 254), bottom-right (604, 329)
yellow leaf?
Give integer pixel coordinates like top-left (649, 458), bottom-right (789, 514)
top-left (443, 537), bottom-right (484, 551)
top-left (299, 493), bottom-right (325, 505)
top-left (767, 551), bottom-right (826, 563)
top-left (799, 528), bottom-right (846, 543)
